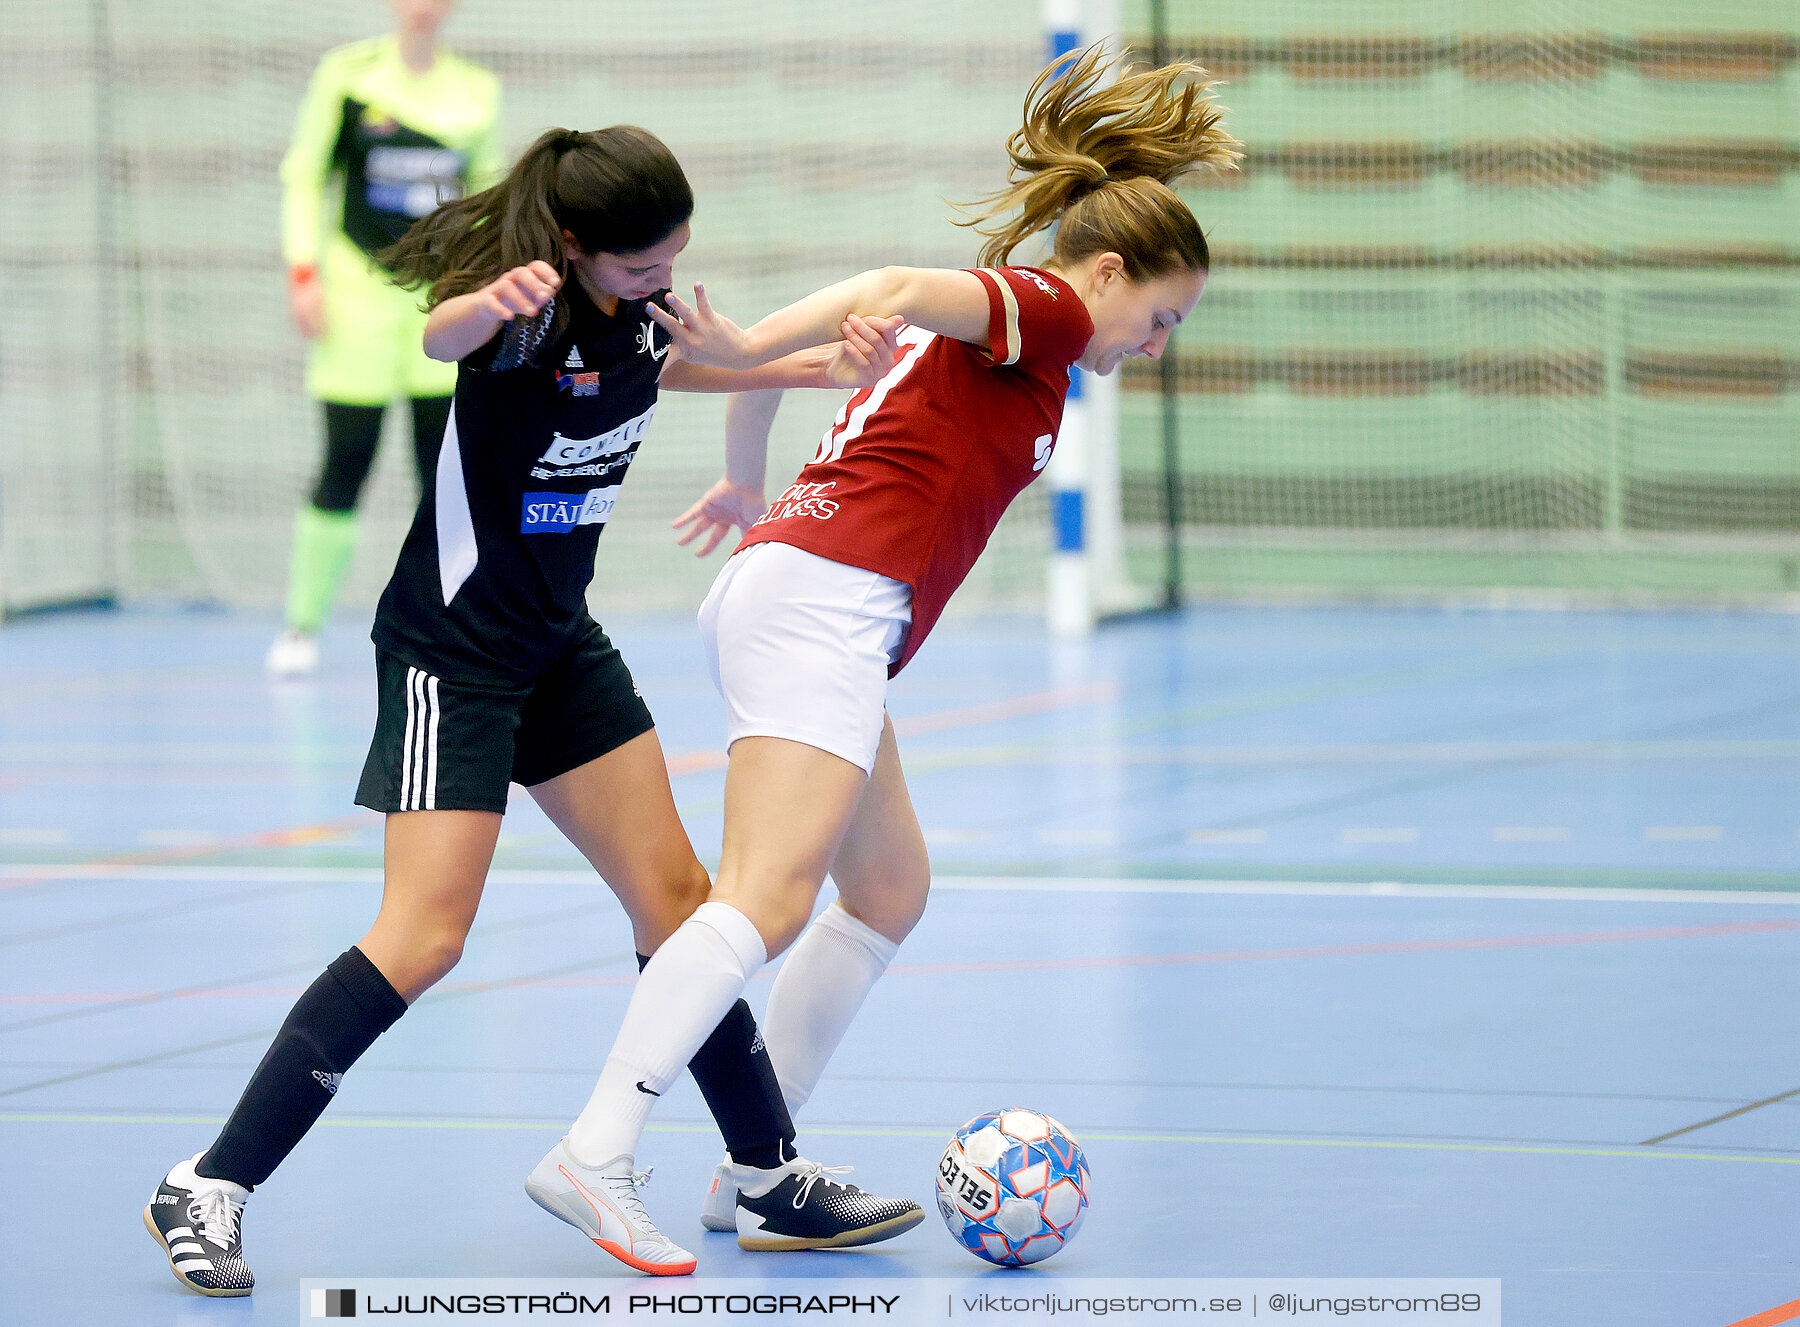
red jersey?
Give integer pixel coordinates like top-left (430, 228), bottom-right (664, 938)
top-left (737, 266), bottom-right (1093, 674)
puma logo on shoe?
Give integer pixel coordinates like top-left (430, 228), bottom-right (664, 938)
top-left (550, 1166), bottom-right (634, 1257)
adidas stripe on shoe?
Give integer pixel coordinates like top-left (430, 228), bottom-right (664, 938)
top-left (143, 1155), bottom-right (254, 1297)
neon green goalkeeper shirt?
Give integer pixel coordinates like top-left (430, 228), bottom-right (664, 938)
top-left (281, 34), bottom-right (503, 271)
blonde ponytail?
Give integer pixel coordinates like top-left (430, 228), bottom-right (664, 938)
top-left (957, 42), bottom-right (1241, 276)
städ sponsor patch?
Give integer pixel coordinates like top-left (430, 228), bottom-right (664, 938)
top-left (521, 487), bottom-right (620, 532)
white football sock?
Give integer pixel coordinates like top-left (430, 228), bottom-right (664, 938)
top-left (567, 901), bottom-right (766, 1167)
top-left (763, 902), bottom-right (899, 1114)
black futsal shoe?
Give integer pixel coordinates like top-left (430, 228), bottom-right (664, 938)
top-left (143, 1154), bottom-right (255, 1296)
top-left (733, 1156), bottom-right (924, 1251)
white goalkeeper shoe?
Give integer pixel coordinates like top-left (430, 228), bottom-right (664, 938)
top-left (265, 630), bottom-right (320, 677)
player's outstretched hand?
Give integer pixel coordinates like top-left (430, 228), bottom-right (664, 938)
top-left (672, 477), bottom-right (768, 557)
top-left (822, 314), bottom-right (904, 390)
top-left (479, 261), bottom-right (561, 322)
top-left (646, 285), bottom-right (757, 370)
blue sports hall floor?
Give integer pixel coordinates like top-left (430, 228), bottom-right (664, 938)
top-left (1, 603), bottom-right (1797, 1326)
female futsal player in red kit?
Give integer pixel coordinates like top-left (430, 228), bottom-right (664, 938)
top-left (530, 44), bottom-right (1240, 1266)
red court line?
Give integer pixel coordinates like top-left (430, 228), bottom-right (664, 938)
top-left (891, 682), bottom-right (1119, 737)
top-left (5, 683), bottom-right (1120, 871)
top-left (8, 919), bottom-right (1793, 1005)
top-left (662, 682), bottom-right (1120, 776)
top-left (664, 750), bottom-right (729, 776)
top-left (1723, 1299), bottom-right (1800, 1327)
top-left (0, 816), bottom-right (369, 893)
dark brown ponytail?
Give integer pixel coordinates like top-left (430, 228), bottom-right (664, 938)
top-left (383, 126), bottom-right (693, 332)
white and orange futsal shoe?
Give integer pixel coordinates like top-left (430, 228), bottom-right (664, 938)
top-left (526, 1138), bottom-right (696, 1276)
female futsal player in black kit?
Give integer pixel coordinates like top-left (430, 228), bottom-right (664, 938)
top-left (144, 126), bottom-right (921, 1290)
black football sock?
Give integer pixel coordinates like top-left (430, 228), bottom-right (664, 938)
top-left (195, 947), bottom-right (408, 1188)
top-left (636, 952), bottom-right (796, 1169)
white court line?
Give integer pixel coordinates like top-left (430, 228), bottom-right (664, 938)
top-left (0, 830), bottom-right (68, 846)
top-left (936, 877), bottom-right (1800, 906)
top-left (10, 736), bottom-right (1797, 766)
top-left (1, 863), bottom-right (1798, 905)
top-left (1035, 828), bottom-right (1117, 846)
top-left (1493, 827), bottom-right (1573, 843)
top-left (1646, 826), bottom-right (1725, 842)
top-left (914, 738), bottom-right (1800, 767)
top-left (921, 829), bottom-right (994, 845)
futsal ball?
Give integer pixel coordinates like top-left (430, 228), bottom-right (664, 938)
top-left (935, 1108), bottom-right (1089, 1266)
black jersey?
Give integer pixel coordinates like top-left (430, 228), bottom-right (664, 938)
top-left (372, 279), bottom-right (672, 683)
top-left (332, 99), bottom-right (470, 265)
top-left (279, 37), bottom-right (501, 274)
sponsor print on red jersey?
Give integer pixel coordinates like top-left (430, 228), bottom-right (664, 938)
top-left (738, 266), bottom-right (1093, 674)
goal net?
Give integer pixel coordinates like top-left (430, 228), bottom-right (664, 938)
top-left (6, 2), bottom-right (1794, 617)
top-left (1119, 0), bottom-right (1800, 605)
top-left (0, 1), bottom-right (1054, 616)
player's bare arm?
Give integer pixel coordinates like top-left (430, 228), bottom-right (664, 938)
top-left (648, 267), bottom-right (990, 370)
top-left (422, 261), bottom-right (561, 362)
top-left (657, 313), bottom-right (900, 394)
top-left (670, 389), bottom-right (784, 557)
top-left (664, 314), bottom-right (896, 556)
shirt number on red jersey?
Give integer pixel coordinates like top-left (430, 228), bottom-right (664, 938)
top-left (813, 326), bottom-right (936, 466)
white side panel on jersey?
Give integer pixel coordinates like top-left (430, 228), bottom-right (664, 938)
top-left (813, 325), bottom-right (937, 466)
top-left (435, 405), bottom-right (479, 606)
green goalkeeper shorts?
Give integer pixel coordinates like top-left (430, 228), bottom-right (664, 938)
top-left (306, 234), bottom-right (458, 404)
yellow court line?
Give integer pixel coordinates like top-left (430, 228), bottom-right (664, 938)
top-left (4, 1112), bottom-right (1795, 1165)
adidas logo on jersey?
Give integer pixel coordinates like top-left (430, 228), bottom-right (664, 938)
top-left (312, 1070), bottom-right (344, 1095)
top-left (565, 347), bottom-right (584, 368)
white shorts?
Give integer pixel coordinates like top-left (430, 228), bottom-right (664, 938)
top-left (698, 541), bottom-right (912, 775)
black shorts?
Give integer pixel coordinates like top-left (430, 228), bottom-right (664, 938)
top-left (354, 624), bottom-right (655, 814)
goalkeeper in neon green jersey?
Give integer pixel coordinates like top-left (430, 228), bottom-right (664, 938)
top-left (270, 0), bottom-right (501, 676)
